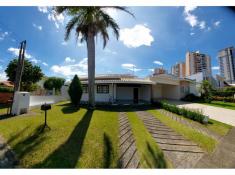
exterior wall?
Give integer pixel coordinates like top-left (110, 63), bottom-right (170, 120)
top-left (81, 84), bottom-right (113, 103)
top-left (152, 84), bottom-right (162, 101)
top-left (116, 85), bottom-right (151, 102)
top-left (162, 85), bottom-right (180, 100)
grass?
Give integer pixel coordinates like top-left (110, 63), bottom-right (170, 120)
top-left (0, 101), bottom-right (119, 168)
top-left (148, 110), bottom-right (217, 153)
top-left (160, 109), bottom-right (232, 137)
top-left (200, 101), bottom-right (235, 110)
top-left (126, 111), bottom-right (170, 168)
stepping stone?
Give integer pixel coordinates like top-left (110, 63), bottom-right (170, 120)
top-left (136, 111), bottom-right (204, 168)
top-left (118, 112), bottom-right (140, 168)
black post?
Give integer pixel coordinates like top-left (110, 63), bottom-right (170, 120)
top-left (45, 110), bottom-right (47, 126)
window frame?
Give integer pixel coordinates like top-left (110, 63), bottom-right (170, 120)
top-left (82, 84), bottom-right (88, 93)
top-left (97, 84), bottom-right (109, 94)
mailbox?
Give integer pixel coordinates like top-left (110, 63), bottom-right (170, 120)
top-left (41, 104), bottom-right (51, 111)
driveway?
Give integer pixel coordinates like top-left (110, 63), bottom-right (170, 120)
top-left (168, 100), bottom-right (235, 127)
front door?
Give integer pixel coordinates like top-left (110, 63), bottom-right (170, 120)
top-left (133, 88), bottom-right (138, 103)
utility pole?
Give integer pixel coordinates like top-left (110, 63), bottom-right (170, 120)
top-left (14, 40), bottom-right (26, 92)
top-left (10, 40), bottom-right (26, 114)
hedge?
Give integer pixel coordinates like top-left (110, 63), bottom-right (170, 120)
top-left (160, 101), bottom-right (208, 124)
top-left (0, 87), bottom-right (14, 93)
top-left (212, 96), bottom-right (235, 102)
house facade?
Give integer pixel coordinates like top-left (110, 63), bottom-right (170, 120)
top-left (62, 74), bottom-right (197, 104)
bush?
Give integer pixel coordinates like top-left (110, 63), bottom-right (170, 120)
top-left (0, 87), bottom-right (14, 93)
top-left (68, 75), bottom-right (83, 106)
top-left (212, 96), bottom-right (235, 102)
top-left (181, 93), bottom-right (201, 102)
top-left (160, 101), bottom-right (207, 124)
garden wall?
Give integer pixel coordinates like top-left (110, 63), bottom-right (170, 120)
top-left (29, 95), bottom-right (67, 107)
top-left (0, 92), bottom-right (13, 104)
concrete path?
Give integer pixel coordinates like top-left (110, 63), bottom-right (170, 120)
top-left (158, 109), bottom-right (221, 141)
top-left (118, 112), bottom-right (140, 168)
top-left (195, 127), bottom-right (235, 168)
top-left (136, 110), bottom-right (204, 168)
top-left (168, 100), bottom-right (235, 127)
top-left (0, 135), bottom-right (18, 168)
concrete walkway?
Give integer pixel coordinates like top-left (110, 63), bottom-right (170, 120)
top-left (195, 127), bottom-right (235, 168)
top-left (168, 100), bottom-right (235, 127)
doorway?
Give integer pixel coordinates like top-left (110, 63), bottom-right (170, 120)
top-left (133, 88), bottom-right (138, 103)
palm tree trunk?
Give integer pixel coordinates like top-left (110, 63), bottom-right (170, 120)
top-left (87, 32), bottom-right (95, 108)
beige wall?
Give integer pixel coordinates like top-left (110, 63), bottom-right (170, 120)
top-left (152, 84), bottom-right (181, 100)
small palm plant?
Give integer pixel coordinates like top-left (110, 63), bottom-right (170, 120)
top-left (54, 7), bottom-right (134, 108)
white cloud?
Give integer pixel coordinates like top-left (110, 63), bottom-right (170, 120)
top-left (0, 31), bottom-right (9, 41)
top-left (38, 6), bottom-right (48, 13)
top-left (8, 47), bottom-right (32, 59)
top-left (183, 6), bottom-right (207, 30)
top-left (65, 57), bottom-right (75, 63)
top-left (120, 24), bottom-right (154, 48)
top-left (51, 58), bottom-right (88, 77)
top-left (214, 21), bottom-right (221, 27)
top-left (31, 58), bottom-right (41, 64)
top-left (212, 66), bottom-right (220, 70)
top-left (48, 12), bottom-right (64, 29)
top-left (0, 72), bottom-right (7, 81)
top-left (199, 21), bottom-right (206, 29)
top-left (33, 23), bottom-right (42, 31)
top-left (61, 41), bottom-right (68, 45)
top-left (190, 32), bottom-right (195, 36)
top-left (42, 62), bottom-right (48, 66)
top-left (121, 63), bottom-right (141, 72)
top-left (104, 48), bottom-right (117, 55)
top-left (153, 60), bottom-right (163, 66)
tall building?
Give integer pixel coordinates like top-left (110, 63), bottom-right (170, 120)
top-left (153, 67), bottom-right (166, 76)
top-left (171, 62), bottom-right (186, 78)
top-left (185, 51), bottom-right (211, 77)
top-left (218, 47), bottom-right (235, 83)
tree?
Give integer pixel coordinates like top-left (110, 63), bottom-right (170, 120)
top-left (44, 77), bottom-right (65, 94)
top-left (5, 59), bottom-right (44, 92)
top-left (54, 7), bottom-right (134, 108)
top-left (200, 80), bottom-right (213, 103)
top-left (68, 75), bottom-right (83, 106)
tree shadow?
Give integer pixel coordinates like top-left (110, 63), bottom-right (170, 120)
top-left (33, 109), bottom-right (93, 168)
top-left (103, 132), bottom-right (114, 168)
top-left (11, 125), bottom-right (47, 161)
top-left (143, 142), bottom-right (167, 168)
top-left (57, 103), bottom-right (80, 114)
top-left (7, 126), bottom-right (30, 145)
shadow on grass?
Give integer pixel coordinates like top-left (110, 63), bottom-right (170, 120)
top-left (11, 125), bottom-right (47, 161)
top-left (143, 142), bottom-right (167, 168)
top-left (33, 109), bottom-right (93, 168)
top-left (103, 132), bottom-right (114, 168)
top-left (57, 103), bottom-right (80, 114)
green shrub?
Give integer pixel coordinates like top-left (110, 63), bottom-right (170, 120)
top-left (160, 101), bottom-right (207, 124)
top-left (68, 75), bottom-right (83, 107)
top-left (212, 96), bottom-right (235, 102)
top-left (0, 86), bottom-right (14, 93)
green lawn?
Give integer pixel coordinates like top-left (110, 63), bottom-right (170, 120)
top-left (148, 110), bottom-right (217, 153)
top-left (201, 101), bottom-right (235, 110)
top-left (0, 102), bottom-right (119, 168)
top-left (126, 111), bottom-right (171, 168)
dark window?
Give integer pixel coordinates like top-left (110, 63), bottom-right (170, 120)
top-left (97, 85), bottom-right (109, 94)
top-left (82, 85), bottom-right (88, 93)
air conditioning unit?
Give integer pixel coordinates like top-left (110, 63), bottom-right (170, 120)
top-left (11, 91), bottom-right (30, 115)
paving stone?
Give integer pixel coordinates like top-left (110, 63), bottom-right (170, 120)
top-left (136, 110), bottom-right (204, 168)
top-left (118, 112), bottom-right (140, 168)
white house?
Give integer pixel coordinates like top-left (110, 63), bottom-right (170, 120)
top-left (62, 74), bottom-right (197, 104)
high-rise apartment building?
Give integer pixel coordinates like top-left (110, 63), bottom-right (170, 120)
top-left (218, 47), bottom-right (235, 83)
top-left (153, 67), bottom-right (166, 76)
top-left (185, 51), bottom-right (211, 77)
top-left (171, 62), bottom-right (186, 78)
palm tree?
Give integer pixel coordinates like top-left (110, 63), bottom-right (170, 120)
top-left (55, 7), bottom-right (134, 108)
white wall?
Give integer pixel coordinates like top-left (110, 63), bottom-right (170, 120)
top-left (30, 95), bottom-right (66, 107)
top-left (139, 85), bottom-right (151, 102)
top-left (162, 85), bottom-right (180, 100)
top-left (116, 86), bottom-right (133, 100)
top-left (152, 84), bottom-right (162, 100)
top-left (81, 84), bottom-right (113, 103)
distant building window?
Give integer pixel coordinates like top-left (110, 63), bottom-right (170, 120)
top-left (82, 85), bottom-right (88, 93)
top-left (97, 85), bottom-right (109, 94)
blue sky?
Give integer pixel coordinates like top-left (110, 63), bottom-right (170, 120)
top-left (0, 6), bottom-right (235, 81)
